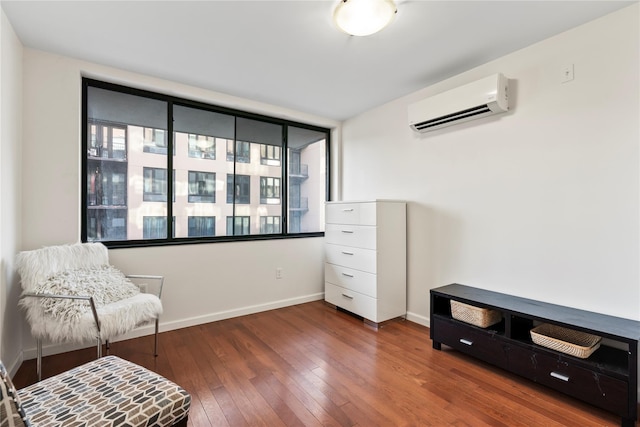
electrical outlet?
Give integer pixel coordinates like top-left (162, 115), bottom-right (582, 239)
top-left (276, 268), bottom-right (282, 279)
top-left (561, 63), bottom-right (574, 83)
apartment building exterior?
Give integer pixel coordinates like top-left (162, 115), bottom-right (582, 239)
top-left (86, 120), bottom-right (325, 242)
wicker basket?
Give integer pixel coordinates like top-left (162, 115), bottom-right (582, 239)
top-left (530, 324), bottom-right (601, 359)
top-left (450, 300), bottom-right (502, 328)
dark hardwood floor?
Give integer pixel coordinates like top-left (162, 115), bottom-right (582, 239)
top-left (14, 301), bottom-right (636, 426)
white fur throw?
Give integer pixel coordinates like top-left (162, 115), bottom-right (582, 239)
top-left (27, 266), bottom-right (141, 321)
top-left (16, 243), bottom-right (109, 293)
top-left (16, 243), bottom-right (163, 343)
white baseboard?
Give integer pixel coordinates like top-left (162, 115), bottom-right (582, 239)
top-left (22, 292), bottom-right (325, 360)
top-left (5, 352), bottom-right (24, 378)
top-left (406, 311), bottom-right (430, 328)
top-left (160, 292), bottom-right (325, 333)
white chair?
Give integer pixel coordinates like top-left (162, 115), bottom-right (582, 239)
top-left (16, 242), bottom-right (163, 380)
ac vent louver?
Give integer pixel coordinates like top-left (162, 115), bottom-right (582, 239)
top-left (412, 105), bottom-right (492, 131)
top-left (408, 74), bottom-right (509, 133)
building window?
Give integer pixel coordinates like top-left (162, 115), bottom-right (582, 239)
top-left (143, 167), bottom-right (168, 202)
top-left (188, 216), bottom-right (215, 237)
top-left (143, 216), bottom-right (167, 239)
top-left (87, 165), bottom-right (126, 206)
top-left (260, 177), bottom-right (280, 204)
top-left (260, 216), bottom-right (281, 234)
top-left (227, 140), bottom-right (250, 163)
top-left (143, 128), bottom-right (168, 154)
top-left (88, 122), bottom-right (127, 160)
top-left (260, 144), bottom-right (281, 166)
top-left (227, 216), bottom-right (250, 236)
top-left (188, 134), bottom-right (215, 159)
top-left (83, 78), bottom-right (328, 246)
top-left (226, 174), bottom-right (250, 204)
top-left (88, 209), bottom-right (127, 241)
top-left (188, 171), bottom-right (215, 203)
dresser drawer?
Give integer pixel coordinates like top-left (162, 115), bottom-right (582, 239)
top-left (526, 350), bottom-right (629, 417)
top-left (325, 263), bottom-right (377, 297)
top-left (324, 224), bottom-right (377, 249)
top-left (432, 317), bottom-right (508, 367)
top-left (325, 282), bottom-right (377, 321)
top-left (325, 243), bottom-right (376, 273)
top-left (326, 202), bottom-right (376, 225)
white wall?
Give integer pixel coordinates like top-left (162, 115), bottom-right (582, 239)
top-left (341, 5), bottom-right (639, 325)
top-left (20, 48), bottom-right (340, 358)
top-left (0, 8), bottom-right (23, 374)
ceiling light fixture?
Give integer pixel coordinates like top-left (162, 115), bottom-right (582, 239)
top-left (333, 0), bottom-right (397, 37)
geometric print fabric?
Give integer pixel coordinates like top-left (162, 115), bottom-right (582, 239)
top-left (0, 361), bottom-right (30, 427)
top-left (16, 356), bottom-right (190, 427)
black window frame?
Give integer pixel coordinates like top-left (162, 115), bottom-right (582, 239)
top-left (81, 78), bottom-right (330, 248)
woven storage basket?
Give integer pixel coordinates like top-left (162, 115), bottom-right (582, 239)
top-left (530, 323), bottom-right (601, 359)
top-left (450, 300), bottom-right (502, 328)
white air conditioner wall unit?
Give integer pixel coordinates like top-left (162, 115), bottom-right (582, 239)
top-left (408, 73), bottom-right (509, 133)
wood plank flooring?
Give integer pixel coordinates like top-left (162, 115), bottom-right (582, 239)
top-left (14, 301), bottom-right (636, 426)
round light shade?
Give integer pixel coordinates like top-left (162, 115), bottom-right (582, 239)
top-left (333, 0), bottom-right (397, 37)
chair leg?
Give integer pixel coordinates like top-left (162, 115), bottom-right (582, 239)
top-left (105, 339), bottom-right (110, 356)
top-left (97, 338), bottom-right (102, 358)
top-left (154, 318), bottom-right (159, 357)
top-left (36, 338), bottom-right (42, 381)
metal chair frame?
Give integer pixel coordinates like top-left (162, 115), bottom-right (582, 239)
top-left (22, 274), bottom-right (164, 381)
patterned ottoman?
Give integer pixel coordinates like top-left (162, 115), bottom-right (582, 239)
top-left (13, 356), bottom-right (190, 427)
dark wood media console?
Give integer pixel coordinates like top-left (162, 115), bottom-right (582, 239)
top-left (430, 283), bottom-right (640, 427)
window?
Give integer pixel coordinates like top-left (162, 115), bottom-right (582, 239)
top-left (82, 79), bottom-right (328, 247)
top-left (88, 209), bottom-right (127, 241)
top-left (88, 122), bottom-right (127, 160)
top-left (260, 216), bottom-right (281, 234)
top-left (227, 216), bottom-right (250, 236)
top-left (188, 134), bottom-right (215, 159)
top-left (227, 174), bottom-right (250, 204)
top-left (188, 171), bottom-right (215, 203)
top-left (143, 128), bottom-right (168, 154)
top-left (143, 167), bottom-right (168, 202)
top-left (143, 216), bottom-right (167, 239)
top-left (86, 121), bottom-right (128, 241)
top-left (87, 165), bottom-right (126, 206)
top-left (260, 144), bottom-right (281, 166)
top-left (188, 216), bottom-right (215, 237)
top-left (260, 177), bottom-right (280, 204)
top-left (227, 140), bottom-right (250, 163)
top-left (287, 126), bottom-right (327, 233)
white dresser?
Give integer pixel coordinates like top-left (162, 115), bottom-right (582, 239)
top-left (324, 200), bottom-right (406, 324)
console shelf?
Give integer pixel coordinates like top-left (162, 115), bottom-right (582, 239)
top-left (430, 283), bottom-right (640, 427)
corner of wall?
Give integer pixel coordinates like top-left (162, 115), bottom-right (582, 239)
top-left (1, 7), bottom-right (25, 373)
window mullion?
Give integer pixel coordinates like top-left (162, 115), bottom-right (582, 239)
top-left (281, 125), bottom-right (288, 235)
top-left (232, 118), bottom-right (237, 235)
top-left (167, 101), bottom-right (174, 240)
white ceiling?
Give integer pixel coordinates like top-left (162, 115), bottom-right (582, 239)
top-left (2, 1), bottom-right (635, 121)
